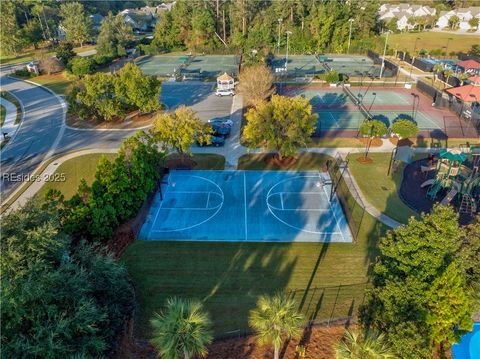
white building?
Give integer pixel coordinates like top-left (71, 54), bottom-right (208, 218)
top-left (378, 3), bottom-right (436, 31)
top-left (435, 7), bottom-right (480, 30)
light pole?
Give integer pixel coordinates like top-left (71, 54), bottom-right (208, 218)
top-left (445, 37), bottom-right (453, 58)
top-left (379, 30), bottom-right (390, 79)
top-left (285, 30), bottom-right (292, 71)
top-left (408, 37), bottom-right (420, 82)
top-left (368, 92), bottom-right (377, 112)
top-left (277, 18), bottom-right (282, 55)
top-left (347, 19), bottom-right (354, 54)
top-left (411, 93), bottom-right (419, 121)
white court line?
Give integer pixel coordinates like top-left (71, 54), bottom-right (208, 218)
top-left (416, 111), bottom-right (441, 129)
top-left (160, 206), bottom-right (221, 211)
top-left (243, 172), bottom-right (248, 241)
top-left (280, 193), bottom-right (284, 210)
top-left (206, 192), bottom-right (210, 208)
top-left (149, 184), bottom-right (170, 238)
top-left (328, 112), bottom-right (337, 126)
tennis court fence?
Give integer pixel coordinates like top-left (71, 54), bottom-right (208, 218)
top-left (417, 80), bottom-right (480, 137)
top-left (327, 154), bottom-right (366, 242)
top-left (341, 84), bottom-right (373, 120)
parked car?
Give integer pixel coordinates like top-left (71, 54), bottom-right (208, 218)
top-left (197, 135), bottom-right (225, 147)
top-left (208, 117), bottom-right (233, 127)
top-left (215, 88), bottom-right (235, 96)
top-left (211, 123), bottom-right (231, 138)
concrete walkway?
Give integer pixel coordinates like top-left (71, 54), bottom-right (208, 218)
top-left (0, 96), bottom-right (18, 136)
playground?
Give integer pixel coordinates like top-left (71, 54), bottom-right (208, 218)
top-left (136, 54), bottom-right (240, 78)
top-left (138, 170), bottom-right (353, 242)
top-left (279, 85), bottom-right (472, 137)
top-left (400, 147), bottom-right (480, 223)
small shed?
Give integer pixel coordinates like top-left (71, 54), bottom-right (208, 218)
top-left (217, 72), bottom-right (234, 90)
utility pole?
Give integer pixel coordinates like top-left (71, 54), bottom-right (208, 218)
top-left (379, 30), bottom-right (390, 79)
top-left (277, 18), bottom-right (282, 54)
top-left (285, 31), bottom-right (292, 71)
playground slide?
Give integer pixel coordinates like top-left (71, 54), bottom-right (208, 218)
top-left (421, 179), bottom-right (435, 188)
top-left (440, 188), bottom-right (458, 206)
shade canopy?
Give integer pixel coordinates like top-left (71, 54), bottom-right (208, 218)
top-left (439, 149), bottom-right (467, 163)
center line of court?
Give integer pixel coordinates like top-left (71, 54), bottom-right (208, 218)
top-left (243, 172), bottom-right (248, 241)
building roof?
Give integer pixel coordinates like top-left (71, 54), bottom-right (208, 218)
top-left (457, 59), bottom-right (480, 69)
top-left (446, 84), bottom-right (480, 102)
top-left (217, 72), bottom-right (233, 81)
top-left (468, 75), bottom-right (480, 83)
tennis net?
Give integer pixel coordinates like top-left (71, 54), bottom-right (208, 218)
top-left (342, 85), bottom-right (372, 120)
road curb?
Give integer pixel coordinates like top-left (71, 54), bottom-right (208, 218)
top-left (0, 91), bottom-right (24, 150)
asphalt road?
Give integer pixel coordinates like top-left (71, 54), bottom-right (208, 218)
top-left (0, 75), bottom-right (65, 198)
top-left (1, 77), bottom-right (233, 200)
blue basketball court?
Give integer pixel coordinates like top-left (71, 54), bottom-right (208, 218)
top-left (139, 170), bottom-right (353, 242)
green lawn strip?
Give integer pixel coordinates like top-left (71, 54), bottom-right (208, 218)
top-left (237, 152), bottom-right (332, 170)
top-left (308, 138), bottom-right (370, 148)
top-left (0, 92), bottom-right (21, 124)
top-left (122, 214), bottom-right (385, 337)
top-left (0, 52), bottom-right (35, 65)
top-left (166, 153), bottom-right (225, 170)
top-left (25, 72), bottom-right (74, 96)
top-left (346, 152), bottom-right (421, 224)
top-left (36, 153), bottom-right (117, 200)
top-left (0, 105), bottom-right (5, 127)
top-left (385, 32), bottom-right (479, 53)
top-left (122, 151), bottom-right (387, 337)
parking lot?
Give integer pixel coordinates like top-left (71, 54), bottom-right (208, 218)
top-left (161, 82), bottom-right (233, 122)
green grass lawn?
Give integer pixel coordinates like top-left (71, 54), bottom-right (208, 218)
top-left (0, 105), bottom-right (5, 127)
top-left (166, 153), bottom-right (225, 169)
top-left (27, 72), bottom-right (74, 95)
top-left (238, 153), bottom-right (332, 170)
top-left (0, 92), bottom-right (21, 124)
top-left (386, 32), bottom-right (479, 53)
top-left (36, 153), bottom-right (116, 200)
top-left (122, 152), bottom-right (387, 338)
top-left (346, 152), bottom-right (420, 224)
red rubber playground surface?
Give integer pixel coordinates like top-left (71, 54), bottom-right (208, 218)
top-left (279, 85), bottom-right (475, 138)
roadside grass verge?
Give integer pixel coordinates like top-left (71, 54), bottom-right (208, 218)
top-left (238, 152), bottom-right (332, 170)
top-left (26, 72), bottom-right (74, 96)
top-left (0, 105), bottom-right (5, 127)
top-left (36, 153), bottom-right (117, 200)
top-left (0, 91), bottom-right (21, 124)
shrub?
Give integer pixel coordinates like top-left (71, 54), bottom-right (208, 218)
top-left (39, 57), bottom-right (64, 75)
top-left (14, 68), bottom-right (33, 77)
top-left (325, 70), bottom-right (339, 83)
top-left (391, 119), bottom-right (419, 139)
top-left (69, 56), bottom-right (95, 77)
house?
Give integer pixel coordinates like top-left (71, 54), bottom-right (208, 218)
top-left (89, 13), bottom-right (104, 31)
top-left (446, 83), bottom-right (480, 103)
top-left (378, 4), bottom-right (436, 31)
top-left (120, 9), bottom-right (156, 31)
top-left (436, 7), bottom-right (480, 30)
top-left (457, 59), bottom-right (480, 75)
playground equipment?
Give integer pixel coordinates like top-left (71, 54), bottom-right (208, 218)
top-left (421, 148), bottom-right (480, 215)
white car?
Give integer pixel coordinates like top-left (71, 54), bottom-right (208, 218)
top-left (215, 89), bottom-right (235, 97)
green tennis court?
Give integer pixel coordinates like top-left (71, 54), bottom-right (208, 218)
top-left (136, 55), bottom-right (189, 76)
top-left (318, 110), bottom-right (441, 131)
top-left (136, 55), bottom-right (240, 78)
top-left (184, 55), bottom-right (240, 78)
top-left (271, 55), bottom-right (325, 77)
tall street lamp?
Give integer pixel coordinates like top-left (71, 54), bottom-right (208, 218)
top-left (368, 92), bottom-right (378, 112)
top-left (411, 93), bottom-right (419, 121)
top-left (408, 37), bottom-right (420, 82)
top-left (379, 30), bottom-right (390, 79)
top-left (347, 19), bottom-right (354, 54)
top-left (277, 18), bottom-right (282, 55)
top-left (285, 30), bottom-right (292, 71)
top-left (445, 37), bottom-right (453, 58)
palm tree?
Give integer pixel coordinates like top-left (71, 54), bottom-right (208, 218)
top-left (335, 329), bottom-right (395, 359)
top-left (150, 297), bottom-right (213, 359)
top-left (443, 69), bottom-right (454, 88)
top-left (432, 63), bottom-right (444, 83)
top-left (249, 293), bottom-right (304, 359)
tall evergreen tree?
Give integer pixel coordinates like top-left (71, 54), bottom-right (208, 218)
top-left (60, 2), bottom-right (92, 47)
